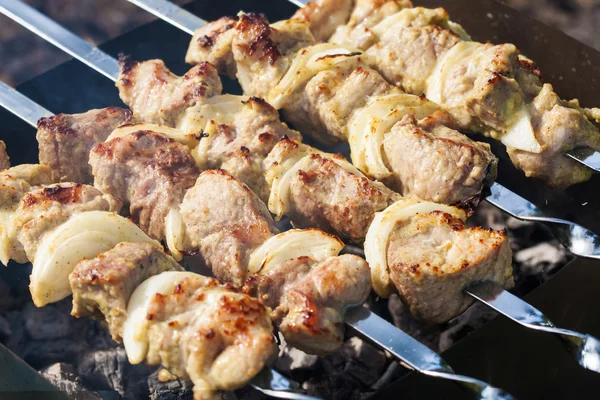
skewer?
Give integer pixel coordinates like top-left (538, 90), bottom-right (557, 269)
top-left (0, 81), bottom-right (52, 127)
top-left (118, 0), bottom-right (600, 260)
top-left (3, 0), bottom-right (599, 381)
top-left (0, 4), bottom-right (518, 398)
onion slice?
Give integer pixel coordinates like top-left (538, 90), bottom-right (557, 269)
top-left (364, 199), bottom-right (466, 297)
top-left (31, 211), bottom-right (161, 307)
top-left (107, 123), bottom-right (199, 149)
top-left (248, 229), bottom-right (344, 275)
top-left (501, 108), bottom-right (543, 153)
top-left (164, 206), bottom-right (185, 261)
top-left (123, 271), bottom-right (199, 364)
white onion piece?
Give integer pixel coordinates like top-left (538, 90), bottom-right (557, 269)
top-left (268, 155), bottom-right (313, 220)
top-left (364, 199), bottom-right (466, 298)
top-left (268, 43), bottom-right (361, 109)
top-left (31, 211), bottom-right (161, 307)
top-left (248, 229), bottom-right (344, 275)
top-left (425, 41), bottom-right (480, 104)
top-left (0, 208), bottom-right (17, 266)
top-left (178, 94), bottom-right (248, 134)
top-left (123, 271), bottom-right (198, 364)
top-left (164, 207), bottom-right (185, 262)
top-left (447, 21), bottom-right (471, 41)
top-left (107, 123), bottom-right (198, 149)
top-left (349, 94), bottom-right (440, 179)
top-left (500, 108), bottom-right (543, 153)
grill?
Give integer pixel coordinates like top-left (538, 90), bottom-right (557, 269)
top-left (1, 0), bottom-right (600, 399)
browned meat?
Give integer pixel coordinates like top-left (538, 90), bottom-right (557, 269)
top-left (264, 138), bottom-right (399, 243)
top-left (117, 57), bottom-right (222, 126)
top-left (250, 254), bottom-right (371, 354)
top-left (141, 273), bottom-right (277, 399)
top-left (186, 16), bottom-right (238, 78)
top-left (0, 164), bottom-right (53, 208)
top-left (386, 210), bottom-right (513, 323)
top-left (180, 169), bottom-right (278, 286)
top-left (36, 107), bottom-right (132, 183)
top-left (292, 0), bottom-right (355, 41)
top-left (89, 130), bottom-right (200, 240)
top-left (70, 242), bottom-right (183, 342)
top-left (382, 112), bottom-right (497, 207)
top-left (8, 183), bottom-right (121, 263)
top-left (0, 141), bottom-right (9, 170)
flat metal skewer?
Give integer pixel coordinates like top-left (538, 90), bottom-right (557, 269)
top-left (0, 81), bottom-right (53, 127)
top-left (123, 0), bottom-right (600, 260)
top-left (0, 3), bottom-right (517, 397)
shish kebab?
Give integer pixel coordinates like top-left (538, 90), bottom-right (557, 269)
top-left (0, 84), bottom-right (515, 398)
top-left (1, 8), bottom-right (599, 377)
top-left (180, 0), bottom-right (600, 189)
top-left (117, 0), bottom-right (600, 262)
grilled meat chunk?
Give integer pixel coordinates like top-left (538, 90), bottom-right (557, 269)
top-left (186, 16), bottom-right (238, 78)
top-left (70, 242), bottom-right (184, 342)
top-left (139, 273), bottom-right (276, 400)
top-left (250, 254), bottom-right (370, 354)
top-left (382, 112), bottom-right (497, 206)
top-left (37, 107), bottom-right (132, 183)
top-left (90, 130), bottom-right (200, 240)
top-left (0, 164), bottom-right (53, 208)
top-left (117, 57), bottom-right (222, 127)
top-left (264, 138), bottom-right (399, 243)
top-left (0, 141), bottom-right (9, 170)
top-left (386, 209), bottom-right (513, 323)
top-left (180, 169), bottom-right (278, 286)
top-left (8, 183), bottom-right (121, 263)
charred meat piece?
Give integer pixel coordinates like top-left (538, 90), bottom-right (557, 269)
top-left (70, 242), bottom-right (184, 342)
top-left (250, 253), bottom-right (370, 354)
top-left (0, 164), bottom-right (53, 208)
top-left (180, 169), bottom-right (278, 286)
top-left (186, 16), bottom-right (238, 78)
top-left (36, 107), bottom-right (132, 183)
top-left (90, 130), bottom-right (200, 240)
top-left (117, 57), bottom-right (222, 127)
top-left (135, 272), bottom-right (277, 400)
top-left (8, 183), bottom-right (121, 263)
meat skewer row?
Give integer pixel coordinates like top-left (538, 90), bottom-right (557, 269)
top-left (184, 0), bottom-right (600, 189)
top-left (290, 0), bottom-right (600, 188)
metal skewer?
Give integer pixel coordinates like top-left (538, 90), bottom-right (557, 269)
top-left (0, 2), bottom-right (517, 397)
top-left (121, 0), bottom-right (600, 260)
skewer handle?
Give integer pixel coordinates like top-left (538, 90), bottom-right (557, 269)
top-left (0, 81), bottom-right (53, 127)
top-left (127, 0), bottom-right (206, 35)
top-left (0, 0), bottom-right (119, 81)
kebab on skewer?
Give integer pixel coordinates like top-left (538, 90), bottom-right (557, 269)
top-left (287, 0), bottom-right (600, 188)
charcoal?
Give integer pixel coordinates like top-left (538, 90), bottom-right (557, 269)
top-left (0, 276), bottom-right (17, 312)
top-left (275, 337), bottom-right (319, 372)
top-left (148, 369), bottom-right (194, 400)
top-left (23, 301), bottom-right (72, 340)
top-left (23, 338), bottom-right (85, 368)
top-left (339, 337), bottom-right (387, 387)
top-left (370, 362), bottom-right (407, 391)
top-left (40, 362), bottom-right (102, 400)
top-left (302, 373), bottom-right (362, 400)
top-left (77, 347), bottom-right (152, 399)
top-left (0, 314), bottom-right (11, 340)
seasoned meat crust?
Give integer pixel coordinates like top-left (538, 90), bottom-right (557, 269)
top-left (0, 164), bottom-right (53, 208)
top-left (387, 210), bottom-right (513, 323)
top-left (90, 130), bottom-right (200, 240)
top-left (117, 57), bottom-right (222, 127)
top-left (9, 183), bottom-right (121, 263)
top-left (249, 254), bottom-right (371, 354)
top-left (143, 274), bottom-right (276, 400)
top-left (0, 141), bottom-right (9, 170)
top-left (186, 16), bottom-right (238, 78)
top-left (37, 107), bottom-right (132, 183)
top-left (180, 169), bottom-right (278, 286)
top-left (70, 242), bottom-right (184, 342)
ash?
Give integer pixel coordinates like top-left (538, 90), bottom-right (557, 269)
top-left (0, 203), bottom-right (569, 399)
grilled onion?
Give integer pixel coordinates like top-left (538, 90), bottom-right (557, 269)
top-left (30, 211), bottom-right (160, 307)
top-left (107, 123), bottom-right (199, 149)
top-left (164, 206), bottom-right (185, 261)
top-left (248, 229), bottom-right (344, 275)
top-left (364, 198), bottom-right (466, 297)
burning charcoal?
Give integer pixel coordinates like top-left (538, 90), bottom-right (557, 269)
top-left (339, 337), bottom-right (387, 386)
top-left (515, 242), bottom-right (569, 276)
top-left (40, 362), bottom-right (102, 400)
top-left (23, 338), bottom-right (85, 368)
top-left (77, 347), bottom-right (152, 399)
top-left (302, 373), bottom-right (362, 400)
top-left (23, 300), bottom-right (72, 340)
top-left (370, 362), bottom-right (407, 391)
top-left (438, 302), bottom-right (500, 352)
top-left (148, 369), bottom-right (194, 400)
top-left (275, 336), bottom-right (319, 372)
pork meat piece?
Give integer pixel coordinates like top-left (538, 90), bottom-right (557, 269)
top-left (143, 273), bottom-right (276, 400)
top-left (249, 254), bottom-right (371, 354)
top-left (117, 57), bottom-right (222, 127)
top-left (90, 130), bottom-right (200, 240)
top-left (37, 107), bottom-right (132, 183)
top-left (186, 16), bottom-right (238, 78)
top-left (386, 210), bottom-right (513, 323)
top-left (70, 242), bottom-right (184, 342)
top-left (9, 183), bottom-right (121, 263)
top-left (180, 169), bottom-right (278, 286)
top-left (0, 164), bottom-right (53, 208)
top-left (0, 141), bottom-right (9, 170)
